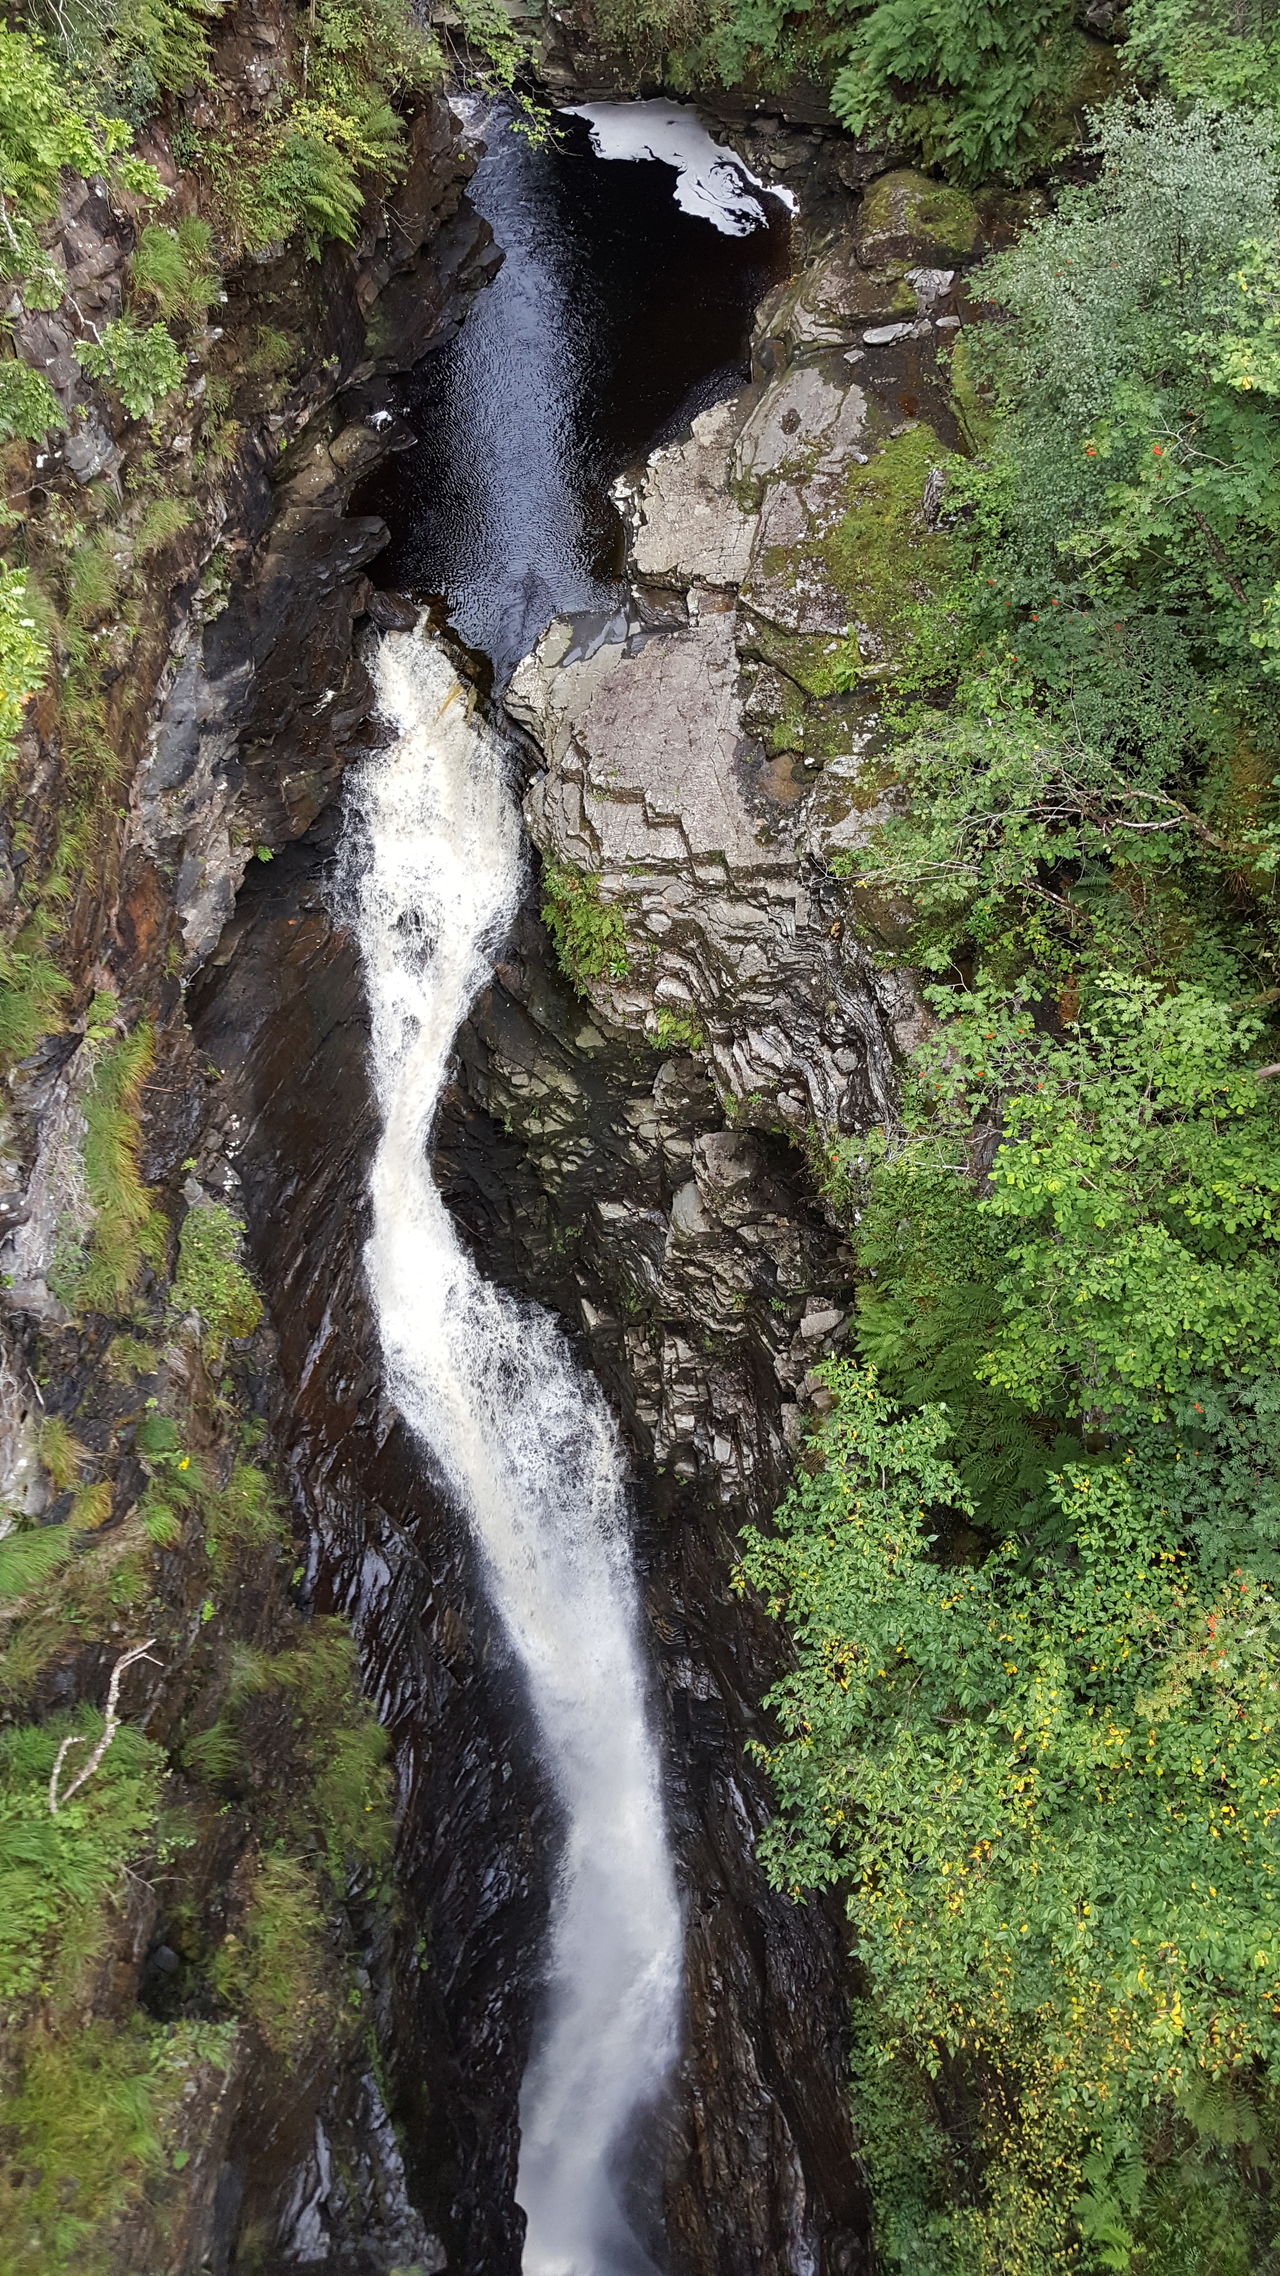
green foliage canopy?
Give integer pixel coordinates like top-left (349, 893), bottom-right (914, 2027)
top-left (831, 0), bottom-right (1077, 182)
top-left (742, 1369), bottom-right (1280, 2108)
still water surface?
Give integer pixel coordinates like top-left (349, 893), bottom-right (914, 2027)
top-left (358, 104), bottom-right (789, 680)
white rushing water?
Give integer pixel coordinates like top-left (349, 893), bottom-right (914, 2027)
top-left (342, 623), bottom-right (683, 2274)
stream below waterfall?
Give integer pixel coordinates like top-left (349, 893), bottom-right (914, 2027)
top-left (344, 102), bottom-right (790, 2276)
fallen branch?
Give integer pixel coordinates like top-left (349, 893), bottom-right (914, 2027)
top-left (48, 1638), bottom-right (160, 1816)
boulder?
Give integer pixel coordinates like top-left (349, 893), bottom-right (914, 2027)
top-left (855, 168), bottom-right (982, 268)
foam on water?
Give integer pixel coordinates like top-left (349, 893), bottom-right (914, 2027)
top-left (562, 99), bottom-right (796, 235)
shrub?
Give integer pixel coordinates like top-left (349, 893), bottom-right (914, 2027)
top-left (0, 28), bottom-right (148, 214)
top-left (540, 860), bottom-right (630, 987)
top-left (1124, 0), bottom-right (1280, 108)
top-left (0, 356), bottom-right (64, 444)
top-left (256, 117), bottom-right (367, 254)
top-left (836, 977), bottom-right (1280, 1461)
top-left (0, 29), bottom-right (162, 305)
top-left (968, 101), bottom-right (1280, 674)
top-left (75, 319), bottom-right (184, 421)
top-left (832, 0), bottom-right (1078, 183)
top-left (743, 1366), bottom-right (1280, 2269)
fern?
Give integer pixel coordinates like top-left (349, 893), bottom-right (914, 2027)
top-left (0, 355), bottom-right (64, 443)
top-left (128, 217), bottom-right (219, 323)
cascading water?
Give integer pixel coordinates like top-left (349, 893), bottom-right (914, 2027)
top-left (340, 623), bottom-right (683, 2274)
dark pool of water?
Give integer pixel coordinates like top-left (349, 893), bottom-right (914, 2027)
top-left (354, 104), bottom-right (790, 683)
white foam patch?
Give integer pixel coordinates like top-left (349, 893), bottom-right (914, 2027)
top-left (562, 99), bottom-right (796, 236)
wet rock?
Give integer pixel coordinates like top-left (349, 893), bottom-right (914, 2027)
top-left (366, 587), bottom-right (420, 632)
top-left (138, 168), bottom-right (495, 972)
top-left (754, 240), bottom-right (916, 365)
top-left (734, 360), bottom-right (868, 496)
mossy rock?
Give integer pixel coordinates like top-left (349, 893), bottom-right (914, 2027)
top-left (823, 422), bottom-right (957, 663)
top-left (743, 422), bottom-right (957, 696)
top-left (856, 170), bottom-right (982, 269)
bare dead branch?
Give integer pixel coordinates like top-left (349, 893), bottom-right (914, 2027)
top-left (48, 1638), bottom-right (160, 1815)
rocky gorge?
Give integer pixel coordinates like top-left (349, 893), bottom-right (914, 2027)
top-left (0, 18), bottom-right (996, 2271)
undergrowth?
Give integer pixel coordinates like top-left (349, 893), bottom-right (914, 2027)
top-left (540, 860), bottom-right (631, 988)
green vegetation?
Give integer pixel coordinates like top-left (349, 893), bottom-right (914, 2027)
top-left (743, 1370), bottom-right (1280, 2270)
top-left (75, 318), bottom-right (185, 421)
top-left (0, 569), bottom-right (50, 766)
top-left (0, 2014), bottom-right (234, 2276)
top-left (211, 1850), bottom-right (332, 2061)
top-left (584, 0), bottom-right (1280, 184)
top-left (216, 1618), bottom-right (393, 1883)
top-left (653, 1008), bottom-right (704, 1052)
top-left (171, 1202), bottom-right (263, 1356)
top-left (128, 218), bottom-right (220, 324)
top-left (541, 859), bottom-right (631, 988)
top-left (830, 1), bottom-right (1079, 181)
top-left (1124, 0), bottom-right (1280, 108)
top-left (750, 77), bottom-right (1280, 2276)
top-left (183, 0), bottom-right (530, 258)
top-left (0, 354), bottom-right (63, 444)
top-left (0, 9), bottom-right (455, 2260)
top-left (0, 1710), bottom-right (164, 2007)
top-left (54, 1022), bottom-right (167, 1317)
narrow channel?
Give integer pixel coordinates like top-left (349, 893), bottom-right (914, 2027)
top-left (345, 103), bottom-right (790, 2271)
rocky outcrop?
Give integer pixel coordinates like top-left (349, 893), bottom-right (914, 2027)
top-left (485, 184), bottom-right (981, 1534)
top-left (509, 191), bottom-right (975, 1144)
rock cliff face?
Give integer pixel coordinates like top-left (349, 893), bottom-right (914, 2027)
top-left (0, 40), bottom-right (495, 2271)
top-left (501, 165), bottom-right (981, 1521)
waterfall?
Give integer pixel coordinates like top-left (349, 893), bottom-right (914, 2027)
top-left (341, 622), bottom-right (683, 2274)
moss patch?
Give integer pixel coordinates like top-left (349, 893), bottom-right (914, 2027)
top-left (744, 423), bottom-right (958, 704)
top-left (52, 1022), bottom-right (167, 1319)
top-left (0, 2015), bottom-right (234, 2276)
top-left (171, 1203), bottom-right (263, 1358)
top-left (211, 1851), bottom-right (334, 2065)
top-left (822, 423), bottom-right (957, 661)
